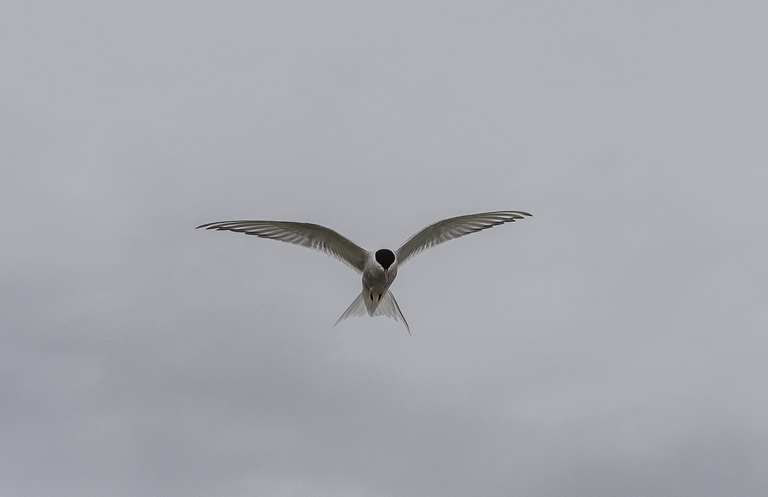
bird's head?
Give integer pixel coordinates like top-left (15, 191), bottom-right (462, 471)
top-left (375, 249), bottom-right (396, 283)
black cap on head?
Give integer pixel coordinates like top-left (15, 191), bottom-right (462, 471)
top-left (375, 249), bottom-right (395, 269)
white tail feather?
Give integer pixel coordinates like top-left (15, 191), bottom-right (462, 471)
top-left (334, 290), bottom-right (410, 335)
top-left (375, 290), bottom-right (410, 335)
top-left (334, 292), bottom-right (367, 327)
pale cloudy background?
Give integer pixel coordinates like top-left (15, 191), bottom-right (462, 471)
top-left (2, 1), bottom-right (767, 496)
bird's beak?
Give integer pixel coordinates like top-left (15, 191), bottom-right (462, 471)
top-left (384, 269), bottom-right (388, 284)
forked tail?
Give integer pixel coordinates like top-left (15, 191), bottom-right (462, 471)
top-left (334, 290), bottom-right (410, 335)
top-left (334, 292), bottom-right (367, 326)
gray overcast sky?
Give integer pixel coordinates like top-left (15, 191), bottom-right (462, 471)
top-left (2, 1), bottom-right (767, 496)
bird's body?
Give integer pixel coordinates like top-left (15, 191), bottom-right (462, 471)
top-left (363, 250), bottom-right (397, 303)
top-left (197, 210), bottom-right (531, 334)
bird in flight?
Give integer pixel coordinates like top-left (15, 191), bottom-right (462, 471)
top-left (197, 210), bottom-right (531, 334)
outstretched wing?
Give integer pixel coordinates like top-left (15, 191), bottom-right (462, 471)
top-left (196, 220), bottom-right (367, 273)
top-left (395, 211), bottom-right (532, 266)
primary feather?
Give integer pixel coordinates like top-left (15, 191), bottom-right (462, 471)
top-left (196, 220), bottom-right (367, 273)
top-left (395, 210), bottom-right (531, 266)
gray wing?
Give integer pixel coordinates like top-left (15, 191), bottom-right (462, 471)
top-left (395, 211), bottom-right (532, 266)
top-left (196, 220), bottom-right (367, 273)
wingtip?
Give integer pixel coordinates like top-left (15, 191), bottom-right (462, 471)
top-left (490, 210), bottom-right (532, 219)
top-left (196, 222), bottom-right (219, 230)
top-left (503, 210), bottom-right (532, 218)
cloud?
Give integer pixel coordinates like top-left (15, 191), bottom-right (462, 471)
top-left (2, 0), bottom-right (767, 495)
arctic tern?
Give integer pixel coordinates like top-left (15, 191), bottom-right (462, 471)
top-left (197, 210), bottom-right (531, 334)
